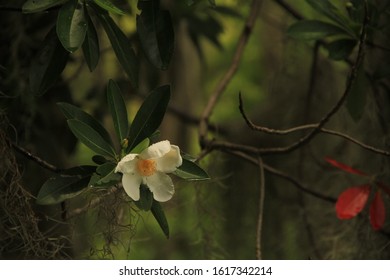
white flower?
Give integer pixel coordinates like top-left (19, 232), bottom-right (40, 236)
top-left (115, 140), bottom-right (182, 202)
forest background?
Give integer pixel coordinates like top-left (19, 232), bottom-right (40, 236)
top-left (1, 0), bottom-right (390, 259)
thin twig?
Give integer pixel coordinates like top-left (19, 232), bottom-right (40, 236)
top-left (222, 6), bottom-right (369, 156)
top-left (223, 150), bottom-right (336, 203)
top-left (273, 0), bottom-right (304, 20)
top-left (267, 4), bottom-right (368, 154)
top-left (66, 186), bottom-right (119, 220)
top-left (11, 141), bottom-right (62, 173)
top-left (199, 0), bottom-right (261, 147)
top-left (304, 42), bottom-right (320, 120)
top-left (238, 94), bottom-right (390, 156)
top-left (256, 156), bottom-right (265, 260)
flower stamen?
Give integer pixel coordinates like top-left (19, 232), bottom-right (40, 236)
top-left (137, 159), bottom-right (156, 177)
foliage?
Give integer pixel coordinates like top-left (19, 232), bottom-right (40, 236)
top-left (2, 0), bottom-right (390, 260)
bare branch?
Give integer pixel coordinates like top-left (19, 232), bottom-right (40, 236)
top-left (199, 0), bottom-right (261, 147)
top-left (238, 94), bottom-right (390, 156)
top-left (11, 141), bottom-right (62, 173)
top-left (66, 186), bottom-right (120, 220)
top-left (256, 156), bottom-right (265, 260)
top-left (273, 0), bottom-right (304, 20)
top-left (223, 149), bottom-right (336, 203)
top-left (221, 6), bottom-right (370, 156)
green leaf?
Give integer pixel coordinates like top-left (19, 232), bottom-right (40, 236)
top-left (186, 14), bottom-right (223, 57)
top-left (130, 137), bottom-right (150, 154)
top-left (92, 0), bottom-right (126, 15)
top-left (92, 155), bottom-right (108, 164)
top-left (133, 185), bottom-right (153, 211)
top-left (57, 102), bottom-right (114, 146)
top-left (327, 39), bottom-right (356, 60)
top-left (174, 158), bottom-right (210, 181)
top-left (29, 28), bottom-right (69, 96)
top-left (92, 162), bottom-right (121, 187)
top-left (22, 0), bottom-right (67, 13)
top-left (306, 0), bottom-right (353, 33)
top-left (107, 80), bottom-right (128, 143)
top-left (346, 67), bottom-right (368, 122)
top-left (62, 165), bottom-right (97, 176)
top-left (93, 4), bottom-right (139, 88)
top-left (57, 0), bottom-right (88, 52)
top-left (82, 3), bottom-right (100, 71)
top-left (287, 20), bottom-right (349, 40)
top-left (151, 200), bottom-right (169, 238)
top-left (126, 85), bottom-right (170, 152)
top-left (67, 119), bottom-right (116, 158)
top-left (137, 0), bottom-right (174, 70)
top-left (37, 175), bottom-right (90, 205)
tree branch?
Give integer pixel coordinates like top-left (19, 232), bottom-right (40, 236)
top-left (212, 5), bottom-right (369, 157)
top-left (223, 149), bottom-right (336, 203)
top-left (11, 141), bottom-right (62, 173)
top-left (256, 156), bottom-right (265, 260)
top-left (198, 0), bottom-right (261, 147)
top-left (273, 0), bottom-right (304, 20)
top-left (65, 186), bottom-right (120, 220)
top-left (238, 94), bottom-right (390, 157)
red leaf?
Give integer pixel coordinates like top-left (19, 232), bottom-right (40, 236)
top-left (325, 157), bottom-right (367, 176)
top-left (335, 185), bottom-right (371, 219)
top-left (369, 191), bottom-right (386, 230)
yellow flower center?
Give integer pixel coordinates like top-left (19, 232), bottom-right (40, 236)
top-left (137, 159), bottom-right (156, 177)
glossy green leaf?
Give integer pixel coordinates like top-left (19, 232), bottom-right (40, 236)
top-left (346, 67), bottom-right (368, 122)
top-left (137, 0), bottom-right (174, 70)
top-left (126, 85), bottom-right (170, 152)
top-left (107, 80), bottom-right (128, 143)
top-left (37, 175), bottom-right (90, 205)
top-left (174, 158), bottom-right (210, 181)
top-left (306, 0), bottom-right (353, 34)
top-left (82, 3), bottom-right (100, 71)
top-left (94, 5), bottom-right (139, 88)
top-left (92, 162), bottom-right (121, 187)
top-left (57, 102), bottom-right (113, 146)
top-left (67, 119), bottom-right (116, 158)
top-left (62, 165), bottom-right (97, 176)
top-left (151, 200), bottom-right (169, 238)
top-left (92, 0), bottom-right (126, 15)
top-left (327, 39), bottom-right (356, 60)
top-left (57, 0), bottom-right (87, 52)
top-left (130, 138), bottom-right (150, 154)
top-left (288, 20), bottom-right (349, 40)
top-left (134, 185), bottom-right (153, 211)
top-left (29, 28), bottom-right (69, 96)
top-left (92, 155), bottom-right (108, 164)
top-left (22, 0), bottom-right (67, 13)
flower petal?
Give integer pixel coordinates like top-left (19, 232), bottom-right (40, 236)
top-left (145, 172), bottom-right (174, 202)
top-left (115, 153), bottom-right (138, 173)
top-left (335, 185), bottom-right (370, 219)
top-left (156, 145), bottom-right (182, 173)
top-left (325, 157), bottom-right (367, 176)
top-left (369, 191), bottom-right (386, 231)
top-left (140, 140), bottom-right (171, 160)
top-left (122, 173), bottom-right (142, 201)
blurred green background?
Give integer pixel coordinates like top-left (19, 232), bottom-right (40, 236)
top-left (1, 0), bottom-right (390, 259)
